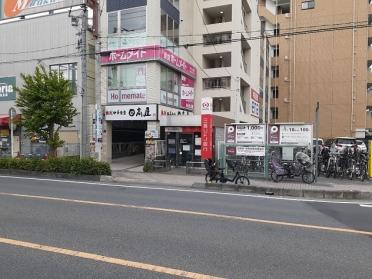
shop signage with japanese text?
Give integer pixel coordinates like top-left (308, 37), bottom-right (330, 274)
top-left (250, 89), bottom-right (260, 118)
top-left (269, 124), bottom-right (312, 145)
top-left (201, 97), bottom-right (213, 159)
top-left (0, 76), bottom-right (16, 101)
top-left (180, 75), bottom-right (195, 111)
top-left (101, 45), bottom-right (197, 79)
top-left (105, 104), bottom-right (157, 121)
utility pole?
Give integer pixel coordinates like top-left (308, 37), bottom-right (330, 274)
top-left (315, 102), bottom-right (320, 181)
top-left (80, 4), bottom-right (88, 158)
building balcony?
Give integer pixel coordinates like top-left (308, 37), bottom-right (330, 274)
top-left (368, 71), bottom-right (372, 83)
top-left (367, 94), bottom-right (372, 105)
top-left (203, 67), bottom-right (233, 78)
top-left (366, 116), bottom-right (372, 129)
top-left (258, 5), bottom-right (276, 25)
top-left (369, 47), bottom-right (372, 60)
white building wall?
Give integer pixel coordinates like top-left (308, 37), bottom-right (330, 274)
top-left (0, 10), bottom-right (92, 149)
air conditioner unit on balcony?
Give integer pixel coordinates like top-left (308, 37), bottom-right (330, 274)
top-left (284, 98), bottom-right (290, 103)
top-left (285, 35), bottom-right (290, 39)
top-left (284, 56), bottom-right (289, 60)
top-left (284, 77), bottom-right (289, 82)
top-left (285, 13), bottom-right (290, 18)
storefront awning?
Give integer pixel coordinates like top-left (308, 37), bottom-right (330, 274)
top-left (0, 114), bottom-right (21, 127)
top-left (0, 115), bottom-right (9, 126)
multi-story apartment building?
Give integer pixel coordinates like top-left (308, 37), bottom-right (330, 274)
top-left (98, 0), bottom-right (266, 163)
top-left (259, 0), bottom-right (372, 139)
top-left (0, 0), bottom-right (97, 157)
top-left (184, 0), bottom-right (263, 123)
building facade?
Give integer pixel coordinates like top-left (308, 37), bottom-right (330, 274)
top-left (0, 1), bottom-right (98, 158)
top-left (99, 0), bottom-right (265, 163)
top-left (259, 0), bottom-right (372, 139)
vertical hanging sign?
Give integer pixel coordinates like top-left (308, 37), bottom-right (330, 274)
top-left (201, 97), bottom-right (213, 159)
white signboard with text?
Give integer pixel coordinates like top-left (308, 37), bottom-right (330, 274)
top-left (279, 124), bottom-right (312, 145)
top-left (236, 124), bottom-right (266, 144)
top-left (236, 146), bottom-right (265, 156)
top-left (105, 105), bottom-right (157, 121)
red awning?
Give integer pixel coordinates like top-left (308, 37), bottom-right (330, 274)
top-left (0, 115), bottom-right (9, 127)
top-left (0, 114), bottom-right (21, 127)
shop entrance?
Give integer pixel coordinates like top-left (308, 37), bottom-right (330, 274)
top-left (166, 128), bottom-right (201, 166)
top-left (112, 121), bottom-right (146, 159)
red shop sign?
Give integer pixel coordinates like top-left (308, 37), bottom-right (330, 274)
top-left (201, 114), bottom-right (213, 159)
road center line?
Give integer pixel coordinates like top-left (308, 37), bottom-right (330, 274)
top-left (360, 204), bottom-right (372, 208)
top-left (0, 236), bottom-right (223, 279)
top-left (1, 191), bottom-right (372, 237)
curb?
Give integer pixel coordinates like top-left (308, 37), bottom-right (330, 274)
top-left (0, 169), bottom-right (101, 181)
top-left (191, 183), bottom-right (372, 200)
top-left (102, 175), bottom-right (372, 201)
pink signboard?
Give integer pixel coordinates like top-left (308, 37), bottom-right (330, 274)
top-left (180, 75), bottom-right (195, 111)
top-left (101, 45), bottom-right (197, 79)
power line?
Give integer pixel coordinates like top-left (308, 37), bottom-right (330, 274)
top-left (0, 19), bottom-right (368, 56)
top-left (1, 21), bottom-right (371, 65)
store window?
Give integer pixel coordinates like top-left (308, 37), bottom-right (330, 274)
top-left (50, 63), bottom-right (77, 94)
top-left (160, 65), bottom-right (180, 94)
top-left (160, 65), bottom-right (180, 107)
top-left (120, 7), bottom-right (146, 33)
top-left (160, 10), bottom-right (179, 47)
top-left (108, 6), bottom-right (146, 35)
top-left (108, 64), bottom-right (146, 89)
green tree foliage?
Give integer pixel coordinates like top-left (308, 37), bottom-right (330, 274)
top-left (16, 66), bottom-right (78, 157)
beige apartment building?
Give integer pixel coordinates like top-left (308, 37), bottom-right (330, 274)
top-left (259, 0), bottom-right (372, 139)
top-left (182, 0), bottom-right (264, 123)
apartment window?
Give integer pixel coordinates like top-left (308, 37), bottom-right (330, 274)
top-left (203, 77), bottom-right (231, 89)
top-left (108, 12), bottom-right (118, 34)
top-left (88, 44), bottom-right (95, 59)
top-left (272, 66), bottom-right (279, 78)
top-left (368, 83), bottom-right (372, 94)
top-left (369, 38), bottom-right (372, 48)
top-left (203, 32), bottom-right (232, 45)
top-left (271, 87), bottom-right (279, 99)
top-left (369, 15), bottom-right (372, 25)
top-left (168, 0), bottom-right (179, 9)
top-left (50, 63), bottom-right (77, 94)
top-left (273, 45), bottom-right (279, 57)
top-left (161, 65), bottom-right (180, 94)
top-left (213, 97), bottom-right (231, 112)
top-left (120, 7), bottom-right (146, 33)
top-left (301, 1), bottom-right (315, 10)
top-left (368, 61), bottom-right (372, 72)
top-left (274, 24), bottom-right (280, 36)
top-left (271, 107), bottom-right (278, 120)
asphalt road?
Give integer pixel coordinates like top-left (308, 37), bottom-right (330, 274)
top-left (0, 176), bottom-right (371, 279)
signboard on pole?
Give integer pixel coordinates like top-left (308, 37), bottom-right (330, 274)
top-left (250, 89), bottom-right (260, 118)
top-left (201, 97), bottom-right (213, 159)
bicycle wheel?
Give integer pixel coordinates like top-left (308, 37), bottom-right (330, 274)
top-left (271, 170), bottom-right (283, 182)
top-left (235, 176), bottom-right (250, 186)
top-left (302, 171), bottom-right (315, 184)
top-left (205, 173), bottom-right (212, 184)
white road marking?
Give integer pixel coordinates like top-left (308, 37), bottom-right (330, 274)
top-left (0, 175), bottom-right (370, 205)
top-left (360, 204), bottom-right (372, 208)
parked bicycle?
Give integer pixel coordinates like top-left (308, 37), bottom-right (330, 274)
top-left (204, 159), bottom-right (250, 186)
top-left (270, 150), bottom-right (315, 184)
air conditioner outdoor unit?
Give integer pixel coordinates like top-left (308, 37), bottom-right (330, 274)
top-left (284, 77), bottom-right (289, 81)
top-left (284, 56), bottom-right (289, 60)
top-left (284, 98), bottom-right (290, 103)
top-left (285, 35), bottom-right (290, 39)
top-left (285, 13), bottom-right (290, 18)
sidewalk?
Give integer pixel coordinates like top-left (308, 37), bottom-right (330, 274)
top-left (104, 163), bottom-right (372, 200)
